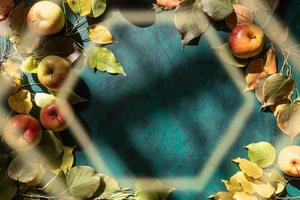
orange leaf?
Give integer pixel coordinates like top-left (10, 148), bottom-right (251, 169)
top-left (245, 48), bottom-right (277, 92)
top-left (264, 48), bottom-right (277, 74)
top-left (245, 59), bottom-right (266, 92)
top-left (155, 0), bottom-right (181, 10)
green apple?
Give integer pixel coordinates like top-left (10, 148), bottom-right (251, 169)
top-left (37, 55), bottom-right (71, 90)
top-left (26, 1), bottom-right (65, 36)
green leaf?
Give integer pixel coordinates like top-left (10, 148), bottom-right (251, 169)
top-left (135, 179), bottom-right (174, 200)
top-left (174, 0), bottom-right (210, 44)
top-left (67, 0), bottom-right (92, 16)
top-left (34, 93), bottom-right (56, 108)
top-left (51, 146), bottom-right (75, 174)
top-left (7, 155), bottom-right (39, 183)
top-left (20, 56), bottom-right (39, 73)
top-left (66, 166), bottom-right (101, 199)
top-left (244, 142), bottom-right (276, 168)
top-left (90, 0), bottom-right (106, 18)
top-left (96, 173), bottom-right (120, 199)
top-left (255, 75), bottom-right (270, 105)
top-left (201, 0), bottom-right (234, 20)
top-left (87, 47), bottom-right (126, 75)
top-left (213, 43), bottom-right (248, 68)
top-left (43, 171), bottom-right (67, 195)
top-left (276, 102), bottom-right (300, 140)
top-left (38, 130), bottom-right (63, 161)
top-left (262, 73), bottom-right (295, 108)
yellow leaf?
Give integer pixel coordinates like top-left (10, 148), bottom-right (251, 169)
top-left (232, 158), bottom-right (263, 179)
top-left (233, 192), bottom-right (257, 200)
top-left (232, 171), bottom-right (255, 194)
top-left (264, 48), bottom-right (277, 74)
top-left (1, 59), bottom-right (22, 94)
top-left (212, 191), bottom-right (234, 200)
top-left (67, 0), bottom-right (91, 16)
top-left (8, 90), bottom-right (32, 114)
top-left (244, 59), bottom-right (266, 92)
top-left (87, 24), bottom-right (113, 45)
top-left (222, 177), bottom-right (242, 193)
top-left (51, 146), bottom-right (75, 174)
top-left (253, 181), bottom-right (275, 198)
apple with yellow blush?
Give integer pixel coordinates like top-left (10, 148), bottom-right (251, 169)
top-left (2, 115), bottom-right (42, 150)
top-left (278, 145), bottom-right (300, 177)
top-left (228, 23), bottom-right (264, 59)
top-left (26, 1), bottom-right (65, 36)
top-left (40, 99), bottom-right (74, 132)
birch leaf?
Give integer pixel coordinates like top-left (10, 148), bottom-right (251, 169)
top-left (67, 0), bottom-right (91, 16)
top-left (244, 142), bottom-right (276, 168)
top-left (174, 0), bottom-right (209, 44)
top-left (8, 90), bottom-right (32, 114)
top-left (233, 192), bottom-right (257, 200)
top-left (244, 59), bottom-right (265, 92)
top-left (202, 0), bottom-right (234, 20)
top-left (87, 24), bottom-right (114, 44)
top-left (232, 158), bottom-right (263, 179)
top-left (20, 56), bottom-right (39, 73)
top-left (211, 192), bottom-right (233, 200)
top-left (87, 47), bottom-right (126, 75)
top-left (262, 73), bottom-right (295, 108)
top-left (253, 181), bottom-right (275, 198)
top-left (90, 0), bottom-right (106, 18)
top-left (276, 102), bottom-right (300, 140)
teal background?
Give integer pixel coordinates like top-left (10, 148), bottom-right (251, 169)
top-left (72, 1), bottom-right (300, 199)
top-left (4, 0), bottom-right (300, 199)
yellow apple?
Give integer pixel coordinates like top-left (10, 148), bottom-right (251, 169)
top-left (228, 23), bottom-right (264, 59)
top-left (278, 145), bottom-right (300, 177)
top-left (37, 55), bottom-right (71, 90)
top-left (27, 1), bottom-right (65, 36)
top-left (2, 115), bottom-right (42, 150)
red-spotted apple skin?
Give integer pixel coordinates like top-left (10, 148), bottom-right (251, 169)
top-left (228, 23), bottom-right (264, 59)
top-left (40, 99), bottom-right (74, 132)
top-left (37, 56), bottom-right (71, 90)
top-left (27, 1), bottom-right (65, 36)
top-left (278, 145), bottom-right (300, 177)
top-left (3, 115), bottom-right (42, 150)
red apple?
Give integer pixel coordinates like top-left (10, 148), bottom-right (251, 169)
top-left (228, 23), bottom-right (264, 59)
top-left (2, 115), bottom-right (42, 150)
top-left (37, 55), bottom-right (71, 90)
top-left (278, 145), bottom-right (300, 177)
top-left (40, 99), bottom-right (74, 132)
top-left (26, 1), bottom-right (65, 36)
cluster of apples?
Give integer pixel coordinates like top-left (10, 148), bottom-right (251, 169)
top-left (2, 1), bottom-right (75, 151)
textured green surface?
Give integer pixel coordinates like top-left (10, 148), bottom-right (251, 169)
top-left (3, 1), bottom-right (300, 199)
top-left (72, 2), bottom-right (300, 199)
